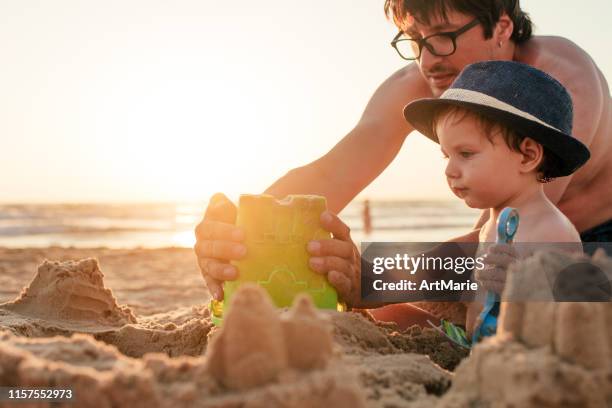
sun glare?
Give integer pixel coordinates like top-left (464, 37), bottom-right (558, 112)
top-left (172, 230), bottom-right (196, 248)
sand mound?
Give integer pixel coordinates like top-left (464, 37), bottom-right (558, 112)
top-left (0, 257), bottom-right (468, 369)
top-left (95, 314), bottom-right (213, 358)
top-left (0, 275), bottom-right (456, 408)
top-left (0, 259), bottom-right (214, 358)
top-left (0, 328), bottom-right (367, 408)
top-left (500, 250), bottom-right (612, 369)
top-left (437, 250), bottom-right (612, 407)
top-left (202, 286), bottom-right (458, 405)
top-left (1, 258), bottom-right (136, 330)
top-left (0, 288), bottom-right (369, 407)
top-left (438, 335), bottom-right (612, 408)
top-left (206, 284), bottom-right (363, 403)
top-left (329, 310), bottom-right (469, 371)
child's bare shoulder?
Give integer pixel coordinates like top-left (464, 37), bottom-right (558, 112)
top-left (521, 209), bottom-right (581, 243)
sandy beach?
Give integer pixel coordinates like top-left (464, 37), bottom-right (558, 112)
top-left (1, 246), bottom-right (611, 407)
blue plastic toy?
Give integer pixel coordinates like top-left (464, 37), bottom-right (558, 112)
top-left (472, 207), bottom-right (519, 343)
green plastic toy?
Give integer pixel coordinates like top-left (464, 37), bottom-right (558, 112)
top-left (210, 194), bottom-right (344, 325)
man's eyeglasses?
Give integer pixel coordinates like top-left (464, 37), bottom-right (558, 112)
top-left (391, 19), bottom-right (480, 61)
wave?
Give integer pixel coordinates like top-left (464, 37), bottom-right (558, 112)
top-left (0, 200), bottom-right (478, 247)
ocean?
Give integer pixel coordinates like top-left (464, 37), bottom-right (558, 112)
top-left (0, 200), bottom-right (480, 248)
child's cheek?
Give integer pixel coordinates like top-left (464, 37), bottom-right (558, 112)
top-left (461, 161), bottom-right (478, 185)
top-left (467, 155), bottom-right (491, 184)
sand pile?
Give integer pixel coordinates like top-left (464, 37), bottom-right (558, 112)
top-left (0, 256), bottom-right (457, 408)
top-left (0, 256), bottom-right (467, 367)
top-left (5, 248), bottom-right (610, 407)
top-left (0, 284), bottom-right (454, 407)
top-left (330, 310), bottom-right (469, 370)
top-left (0, 285), bottom-right (366, 407)
top-left (0, 247), bottom-right (210, 316)
top-left (436, 249), bottom-right (612, 407)
top-left (2, 258), bottom-right (136, 329)
top-left (206, 285), bottom-right (336, 390)
top-left (204, 284), bottom-right (366, 405)
top-left (195, 285), bottom-right (453, 406)
top-left (0, 258), bottom-right (213, 358)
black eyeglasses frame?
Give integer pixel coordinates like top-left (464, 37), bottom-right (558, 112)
top-left (391, 19), bottom-right (480, 61)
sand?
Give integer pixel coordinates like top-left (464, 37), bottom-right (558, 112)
top-left (2, 258), bottom-right (137, 331)
top-left (0, 252), bottom-right (213, 358)
top-left (437, 249), bottom-right (612, 408)
top-left (0, 247), bottom-right (611, 407)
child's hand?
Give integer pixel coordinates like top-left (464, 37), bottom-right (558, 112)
top-left (475, 243), bottom-right (519, 295)
top-left (307, 211), bottom-right (361, 308)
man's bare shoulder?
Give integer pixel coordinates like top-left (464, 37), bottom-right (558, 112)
top-left (516, 35), bottom-right (600, 87)
top-left (383, 63), bottom-right (430, 91)
top-left (516, 35), bottom-right (607, 149)
top-left (360, 63), bottom-right (433, 128)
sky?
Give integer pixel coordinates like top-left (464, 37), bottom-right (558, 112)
top-left (1, 0), bottom-right (610, 204)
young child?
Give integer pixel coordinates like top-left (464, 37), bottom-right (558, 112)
top-left (401, 60), bottom-right (590, 337)
top-left (305, 60), bottom-right (590, 341)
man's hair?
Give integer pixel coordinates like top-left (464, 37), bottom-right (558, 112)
top-left (432, 105), bottom-right (561, 181)
top-left (384, 0), bottom-right (533, 44)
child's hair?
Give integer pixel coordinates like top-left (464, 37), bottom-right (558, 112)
top-left (432, 105), bottom-right (562, 182)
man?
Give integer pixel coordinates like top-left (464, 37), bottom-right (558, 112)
top-left (194, 0), bottom-right (611, 306)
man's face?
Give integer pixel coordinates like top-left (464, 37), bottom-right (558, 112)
top-left (405, 10), bottom-right (498, 96)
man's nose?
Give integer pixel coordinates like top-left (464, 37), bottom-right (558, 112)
top-left (419, 46), bottom-right (444, 71)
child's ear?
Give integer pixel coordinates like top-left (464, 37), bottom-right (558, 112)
top-left (518, 137), bottom-right (543, 173)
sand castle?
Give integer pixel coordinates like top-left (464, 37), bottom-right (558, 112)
top-left (0, 258), bottom-right (213, 357)
top-left (206, 284), bottom-right (342, 391)
top-left (437, 249), bottom-right (612, 407)
top-left (499, 249), bottom-right (612, 369)
top-left (1, 258), bottom-right (136, 330)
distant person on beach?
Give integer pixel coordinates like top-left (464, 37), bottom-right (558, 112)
top-left (363, 200), bottom-right (372, 235)
top-left (194, 1), bottom-right (611, 307)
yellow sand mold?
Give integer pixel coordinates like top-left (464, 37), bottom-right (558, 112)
top-left (211, 194), bottom-right (340, 324)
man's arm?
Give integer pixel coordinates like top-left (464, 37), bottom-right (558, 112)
top-left (196, 65), bottom-right (431, 299)
top-left (356, 227), bottom-right (481, 309)
top-left (265, 63), bottom-right (432, 213)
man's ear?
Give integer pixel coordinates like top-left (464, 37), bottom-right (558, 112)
top-left (519, 137), bottom-right (544, 173)
top-left (495, 13), bottom-right (514, 44)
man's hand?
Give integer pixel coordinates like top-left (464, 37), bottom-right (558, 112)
top-left (194, 193), bottom-right (247, 301)
top-left (306, 211), bottom-right (361, 307)
top-left (475, 243), bottom-right (519, 295)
